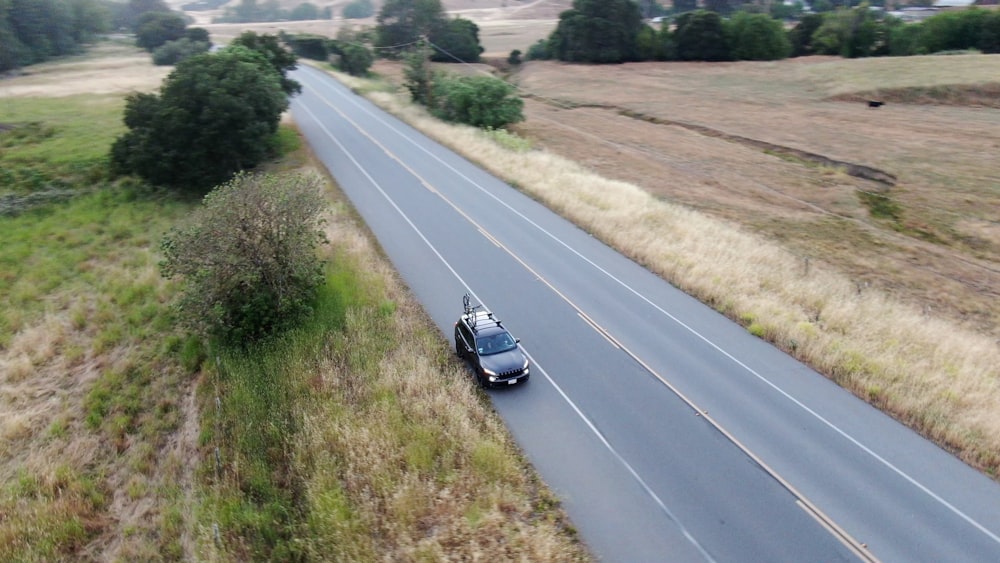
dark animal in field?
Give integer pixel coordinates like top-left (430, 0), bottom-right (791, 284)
top-left (868, 100), bottom-right (885, 108)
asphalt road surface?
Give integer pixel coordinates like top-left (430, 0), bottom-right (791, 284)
top-left (289, 65), bottom-right (1000, 562)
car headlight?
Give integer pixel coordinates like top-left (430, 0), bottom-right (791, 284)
top-left (488, 376), bottom-right (497, 382)
top-left (483, 367), bottom-right (497, 376)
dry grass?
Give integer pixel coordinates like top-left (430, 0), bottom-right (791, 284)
top-left (330, 61), bottom-right (1000, 477)
top-left (0, 41), bottom-right (170, 98)
top-left (510, 58), bottom-right (1000, 334)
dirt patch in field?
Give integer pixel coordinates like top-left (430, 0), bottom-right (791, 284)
top-left (506, 58), bottom-right (1000, 336)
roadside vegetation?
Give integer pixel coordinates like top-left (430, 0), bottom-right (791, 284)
top-left (330, 62), bottom-right (1000, 478)
top-left (1, 42), bottom-right (588, 560)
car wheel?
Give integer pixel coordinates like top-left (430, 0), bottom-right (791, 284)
top-left (475, 371), bottom-right (489, 389)
top-left (455, 336), bottom-right (463, 358)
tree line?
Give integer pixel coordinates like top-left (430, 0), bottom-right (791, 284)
top-left (211, 0), bottom-right (333, 24)
top-left (526, 0), bottom-right (1000, 63)
top-left (1, 0), bottom-right (109, 71)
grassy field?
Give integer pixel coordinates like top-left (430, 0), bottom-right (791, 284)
top-left (333, 52), bottom-right (1000, 479)
top-left (1, 41), bottom-right (588, 560)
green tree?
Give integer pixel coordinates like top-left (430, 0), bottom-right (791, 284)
top-left (342, 0), bottom-right (374, 19)
top-left (919, 9), bottom-right (989, 53)
top-left (376, 0), bottom-right (446, 56)
top-left (888, 20), bottom-right (924, 56)
top-left (402, 42), bottom-right (434, 105)
top-left (813, 6), bottom-right (886, 58)
top-left (788, 12), bottom-right (824, 56)
top-left (549, 0), bottom-right (645, 63)
top-left (338, 43), bottom-right (374, 75)
top-left (6, 0), bottom-right (77, 64)
top-left (674, 9), bottom-right (730, 61)
top-left (185, 26), bottom-right (210, 44)
top-left (160, 172), bottom-right (328, 344)
top-left (726, 11), bottom-right (790, 60)
top-left (980, 11), bottom-right (1000, 54)
top-left (431, 74), bottom-right (524, 129)
top-left (525, 38), bottom-right (551, 60)
top-left (70, 0), bottom-right (110, 42)
top-left (135, 10), bottom-right (186, 51)
top-left (429, 17), bottom-right (483, 62)
top-left (229, 31), bottom-right (301, 95)
top-left (110, 47), bottom-right (289, 190)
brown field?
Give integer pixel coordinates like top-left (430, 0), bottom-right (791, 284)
top-left (510, 56), bottom-right (1000, 338)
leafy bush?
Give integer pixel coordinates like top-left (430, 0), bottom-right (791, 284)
top-left (507, 49), bottom-right (522, 65)
top-left (338, 43), bottom-right (374, 76)
top-left (160, 173), bottom-right (328, 344)
top-left (525, 38), bottom-right (552, 60)
top-left (431, 74), bottom-right (524, 129)
top-left (151, 38), bottom-right (211, 66)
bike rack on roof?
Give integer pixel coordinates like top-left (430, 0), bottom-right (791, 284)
top-left (462, 293), bottom-right (501, 332)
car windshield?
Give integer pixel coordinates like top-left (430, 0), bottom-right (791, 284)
top-left (477, 332), bottom-right (517, 355)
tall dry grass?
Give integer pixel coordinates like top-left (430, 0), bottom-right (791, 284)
top-left (333, 70), bottom-right (1000, 476)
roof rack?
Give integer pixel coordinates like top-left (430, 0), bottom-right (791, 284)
top-left (462, 293), bottom-right (502, 331)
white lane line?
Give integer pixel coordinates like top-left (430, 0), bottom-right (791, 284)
top-left (297, 67), bottom-right (1000, 548)
top-left (290, 92), bottom-right (717, 562)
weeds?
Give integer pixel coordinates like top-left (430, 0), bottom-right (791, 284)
top-left (858, 189), bottom-right (902, 222)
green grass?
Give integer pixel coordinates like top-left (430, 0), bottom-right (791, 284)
top-left (0, 93), bottom-right (196, 561)
top-left (0, 96), bottom-right (127, 168)
top-left (202, 258), bottom-right (388, 559)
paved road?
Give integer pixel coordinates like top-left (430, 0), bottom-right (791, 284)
top-left (289, 65), bottom-right (1000, 562)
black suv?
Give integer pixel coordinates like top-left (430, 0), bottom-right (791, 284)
top-left (454, 294), bottom-right (530, 388)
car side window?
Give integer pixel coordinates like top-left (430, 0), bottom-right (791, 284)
top-left (460, 323), bottom-right (472, 349)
